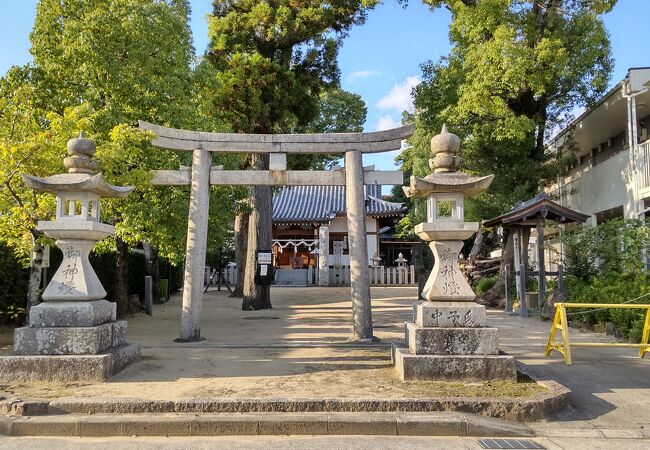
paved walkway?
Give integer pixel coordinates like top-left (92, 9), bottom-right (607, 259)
top-left (1, 286), bottom-right (649, 444)
top-left (491, 311), bottom-right (650, 430)
top-left (2, 435), bottom-right (650, 449)
top-left (112, 287), bottom-right (650, 428)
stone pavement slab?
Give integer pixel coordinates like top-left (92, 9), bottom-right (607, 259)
top-left (1, 435), bottom-right (650, 450)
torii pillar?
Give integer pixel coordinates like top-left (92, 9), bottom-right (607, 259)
top-left (178, 146), bottom-right (211, 342)
top-left (345, 150), bottom-right (373, 341)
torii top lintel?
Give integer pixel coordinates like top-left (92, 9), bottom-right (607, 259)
top-left (138, 121), bottom-right (414, 154)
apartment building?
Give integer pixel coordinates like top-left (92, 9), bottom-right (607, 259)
top-left (548, 67), bottom-right (650, 225)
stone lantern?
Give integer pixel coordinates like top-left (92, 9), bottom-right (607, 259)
top-left (395, 253), bottom-right (407, 269)
top-left (0, 133), bottom-right (141, 382)
top-left (392, 125), bottom-right (516, 382)
top-left (370, 253), bottom-right (382, 268)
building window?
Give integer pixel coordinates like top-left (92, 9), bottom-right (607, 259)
top-left (595, 205), bottom-right (624, 225)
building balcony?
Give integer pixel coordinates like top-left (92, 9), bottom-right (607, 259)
top-left (551, 138), bottom-right (650, 221)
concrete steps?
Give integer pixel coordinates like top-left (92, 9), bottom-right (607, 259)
top-left (0, 412), bottom-right (532, 437)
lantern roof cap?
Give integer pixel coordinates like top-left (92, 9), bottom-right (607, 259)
top-left (22, 172), bottom-right (133, 198)
top-left (402, 172), bottom-right (494, 198)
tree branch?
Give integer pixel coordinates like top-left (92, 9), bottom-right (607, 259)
top-left (4, 180), bottom-right (25, 209)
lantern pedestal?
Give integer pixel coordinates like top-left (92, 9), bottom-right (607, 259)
top-left (392, 300), bottom-right (516, 381)
top-left (0, 344), bottom-right (142, 383)
top-left (6, 300), bottom-right (141, 382)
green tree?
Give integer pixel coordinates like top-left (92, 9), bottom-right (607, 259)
top-left (401, 0), bottom-right (615, 217)
top-left (562, 218), bottom-right (650, 282)
top-left (30, 0), bottom-right (195, 128)
top-left (0, 0), bottom-right (224, 315)
top-left (309, 88), bottom-right (367, 134)
top-left (289, 88), bottom-right (368, 171)
top-left (397, 0), bottom-right (616, 304)
top-left (206, 0), bottom-right (375, 310)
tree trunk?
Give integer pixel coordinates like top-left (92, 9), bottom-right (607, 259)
top-left (231, 211), bottom-right (248, 298)
top-left (468, 228), bottom-right (486, 261)
top-left (26, 238), bottom-right (43, 316)
top-left (242, 153), bottom-right (273, 310)
top-left (476, 228), bottom-right (514, 307)
top-left (143, 242), bottom-right (160, 304)
top-left (115, 237), bottom-right (131, 317)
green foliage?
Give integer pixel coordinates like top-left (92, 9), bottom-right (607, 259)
top-left (290, 88), bottom-right (368, 170)
top-left (309, 88), bottom-right (367, 134)
top-left (395, 197), bottom-right (427, 240)
top-left (1, 0), bottom-right (197, 251)
top-left (562, 219), bottom-right (650, 342)
top-left (0, 98), bottom-right (86, 261)
top-left (206, 0), bottom-right (373, 134)
top-left (30, 0), bottom-right (195, 129)
top-left (476, 275), bottom-right (497, 295)
top-left (1, 0), bottom-right (236, 265)
top-left (0, 0), bottom-right (229, 310)
top-left (28, 0), bottom-right (211, 257)
top-left (399, 0), bottom-right (615, 218)
top-left (562, 219), bottom-right (650, 281)
top-left (566, 273), bottom-right (650, 341)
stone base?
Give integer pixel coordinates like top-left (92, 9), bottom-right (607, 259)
top-left (392, 345), bottom-right (517, 382)
top-left (413, 301), bottom-right (487, 328)
top-left (0, 343), bottom-right (141, 383)
top-left (28, 300), bottom-right (116, 327)
top-left (405, 322), bottom-right (498, 355)
top-left (14, 321), bottom-right (127, 355)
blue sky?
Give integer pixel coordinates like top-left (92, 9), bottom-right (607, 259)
top-left (1, 0), bottom-right (647, 170)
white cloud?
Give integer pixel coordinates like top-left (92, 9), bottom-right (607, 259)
top-left (347, 70), bottom-right (380, 81)
top-left (376, 75), bottom-right (420, 114)
top-left (375, 115), bottom-right (401, 131)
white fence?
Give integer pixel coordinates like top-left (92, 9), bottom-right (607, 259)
top-left (329, 265), bottom-right (416, 286)
top-left (205, 264), bottom-right (417, 287)
top-left (371, 265), bottom-right (416, 286)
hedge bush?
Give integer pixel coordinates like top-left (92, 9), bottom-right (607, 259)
top-left (563, 218), bottom-right (649, 281)
top-left (562, 219), bottom-right (650, 342)
top-left (566, 274), bottom-right (650, 341)
top-left (1, 245), bottom-right (182, 322)
top-left (49, 247), bottom-right (182, 300)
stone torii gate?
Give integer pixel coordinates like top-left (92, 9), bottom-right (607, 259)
top-left (139, 121), bottom-right (414, 342)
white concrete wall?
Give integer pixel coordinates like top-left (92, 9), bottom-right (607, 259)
top-left (560, 148), bottom-right (636, 220)
top-left (329, 216), bottom-right (377, 233)
top-left (326, 217), bottom-right (377, 265)
top-left (328, 255), bottom-right (351, 266)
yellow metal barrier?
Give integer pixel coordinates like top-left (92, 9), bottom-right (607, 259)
top-left (545, 302), bottom-right (650, 365)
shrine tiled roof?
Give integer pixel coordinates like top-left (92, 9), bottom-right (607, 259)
top-left (272, 185), bottom-right (405, 224)
top-left (483, 193), bottom-right (589, 228)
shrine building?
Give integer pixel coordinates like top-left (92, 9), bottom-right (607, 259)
top-left (271, 167), bottom-right (406, 284)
